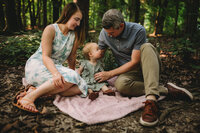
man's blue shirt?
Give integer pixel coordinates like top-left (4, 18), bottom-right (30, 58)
top-left (98, 22), bottom-right (146, 66)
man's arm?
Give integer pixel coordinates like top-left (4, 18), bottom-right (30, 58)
top-left (110, 49), bottom-right (140, 76)
top-left (94, 49), bottom-right (141, 82)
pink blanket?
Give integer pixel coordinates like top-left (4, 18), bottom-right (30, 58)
top-left (53, 77), bottom-right (165, 125)
top-left (22, 77), bottom-right (164, 125)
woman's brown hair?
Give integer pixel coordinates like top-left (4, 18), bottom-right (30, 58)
top-left (56, 2), bottom-right (85, 45)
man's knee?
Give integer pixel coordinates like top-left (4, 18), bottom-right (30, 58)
top-left (141, 43), bottom-right (154, 49)
top-left (140, 43), bottom-right (156, 54)
top-left (114, 77), bottom-right (131, 95)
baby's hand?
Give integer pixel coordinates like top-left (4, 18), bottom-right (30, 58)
top-left (77, 66), bottom-right (83, 75)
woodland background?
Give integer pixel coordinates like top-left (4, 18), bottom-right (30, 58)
top-left (0, 0), bottom-right (200, 69)
top-left (0, 0), bottom-right (200, 132)
top-left (0, 0), bottom-right (200, 67)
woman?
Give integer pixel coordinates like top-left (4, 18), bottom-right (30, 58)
top-left (13, 2), bottom-right (88, 113)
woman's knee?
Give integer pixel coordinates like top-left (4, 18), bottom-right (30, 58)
top-left (63, 82), bottom-right (73, 89)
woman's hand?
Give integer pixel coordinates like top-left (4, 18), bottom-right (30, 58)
top-left (94, 71), bottom-right (111, 82)
top-left (52, 73), bottom-right (65, 89)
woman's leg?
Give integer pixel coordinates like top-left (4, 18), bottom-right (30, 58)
top-left (18, 80), bottom-right (78, 112)
top-left (59, 84), bottom-right (82, 96)
top-left (43, 82), bottom-right (74, 96)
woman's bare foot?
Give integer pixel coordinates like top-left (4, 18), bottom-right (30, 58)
top-left (16, 98), bottom-right (39, 113)
top-left (16, 85), bottom-right (36, 100)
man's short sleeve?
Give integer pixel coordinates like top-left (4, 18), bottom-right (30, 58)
top-left (133, 27), bottom-right (146, 50)
top-left (98, 29), bottom-right (108, 50)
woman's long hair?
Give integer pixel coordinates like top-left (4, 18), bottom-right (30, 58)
top-left (56, 2), bottom-right (85, 45)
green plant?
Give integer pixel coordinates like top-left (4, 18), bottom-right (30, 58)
top-left (170, 38), bottom-right (195, 60)
top-left (102, 49), bottom-right (118, 71)
top-left (169, 37), bottom-right (200, 69)
top-left (0, 32), bottom-right (41, 66)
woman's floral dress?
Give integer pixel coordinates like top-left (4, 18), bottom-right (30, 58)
top-left (25, 23), bottom-right (88, 96)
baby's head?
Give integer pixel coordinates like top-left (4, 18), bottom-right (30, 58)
top-left (82, 42), bottom-right (101, 60)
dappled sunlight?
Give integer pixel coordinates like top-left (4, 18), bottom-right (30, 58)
top-left (160, 51), bottom-right (177, 58)
top-left (88, 30), bottom-right (96, 33)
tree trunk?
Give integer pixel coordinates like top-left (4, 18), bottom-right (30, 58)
top-left (52, 0), bottom-right (61, 23)
top-left (97, 0), bottom-right (107, 29)
top-left (48, 0), bottom-right (52, 23)
top-left (43, 0), bottom-right (47, 28)
top-left (174, 0), bottom-right (179, 38)
top-left (32, 0), bottom-right (36, 28)
top-left (28, 0), bottom-right (34, 29)
top-left (185, 0), bottom-right (199, 40)
top-left (73, 0), bottom-right (89, 38)
top-left (36, 0), bottom-right (41, 28)
top-left (153, 0), bottom-right (169, 35)
top-left (128, 0), bottom-right (140, 23)
top-left (16, 0), bottom-right (23, 30)
top-left (60, 0), bottom-right (63, 15)
top-left (4, 0), bottom-right (20, 33)
top-left (98, 0), bottom-right (107, 20)
top-left (22, 0), bottom-right (27, 29)
top-left (128, 0), bottom-right (135, 22)
top-left (0, 0), bottom-right (5, 32)
top-left (135, 0), bottom-right (140, 23)
top-left (155, 0), bottom-right (168, 35)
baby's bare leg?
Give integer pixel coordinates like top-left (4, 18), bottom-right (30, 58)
top-left (102, 85), bottom-right (110, 92)
top-left (102, 85), bottom-right (115, 96)
top-left (88, 89), bottom-right (93, 94)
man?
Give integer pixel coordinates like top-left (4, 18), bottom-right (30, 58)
top-left (94, 9), bottom-right (193, 127)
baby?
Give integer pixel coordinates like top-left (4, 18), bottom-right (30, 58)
top-left (77, 42), bottom-right (115, 100)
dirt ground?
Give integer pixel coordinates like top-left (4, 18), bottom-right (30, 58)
top-left (0, 61), bottom-right (200, 133)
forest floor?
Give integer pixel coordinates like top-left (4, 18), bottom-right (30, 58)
top-left (0, 36), bottom-right (200, 133)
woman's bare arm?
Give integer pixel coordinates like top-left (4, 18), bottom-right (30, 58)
top-left (41, 25), bottom-right (65, 88)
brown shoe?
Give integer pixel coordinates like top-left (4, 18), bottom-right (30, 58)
top-left (139, 100), bottom-right (159, 127)
top-left (167, 83), bottom-right (193, 101)
top-left (88, 92), bottom-right (99, 101)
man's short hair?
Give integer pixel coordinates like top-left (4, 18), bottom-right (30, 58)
top-left (102, 9), bottom-right (124, 29)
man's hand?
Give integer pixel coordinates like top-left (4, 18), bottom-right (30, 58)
top-left (94, 71), bottom-right (112, 82)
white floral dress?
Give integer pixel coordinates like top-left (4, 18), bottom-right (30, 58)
top-left (25, 23), bottom-right (88, 97)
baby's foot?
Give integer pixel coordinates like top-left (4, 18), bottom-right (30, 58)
top-left (89, 92), bottom-right (99, 101)
top-left (103, 89), bottom-right (115, 96)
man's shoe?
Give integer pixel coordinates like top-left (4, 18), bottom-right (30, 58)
top-left (167, 82), bottom-right (193, 101)
top-left (139, 100), bottom-right (159, 127)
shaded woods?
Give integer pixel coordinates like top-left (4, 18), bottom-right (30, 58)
top-left (1, 0), bottom-right (199, 37)
top-left (0, 0), bottom-right (200, 132)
